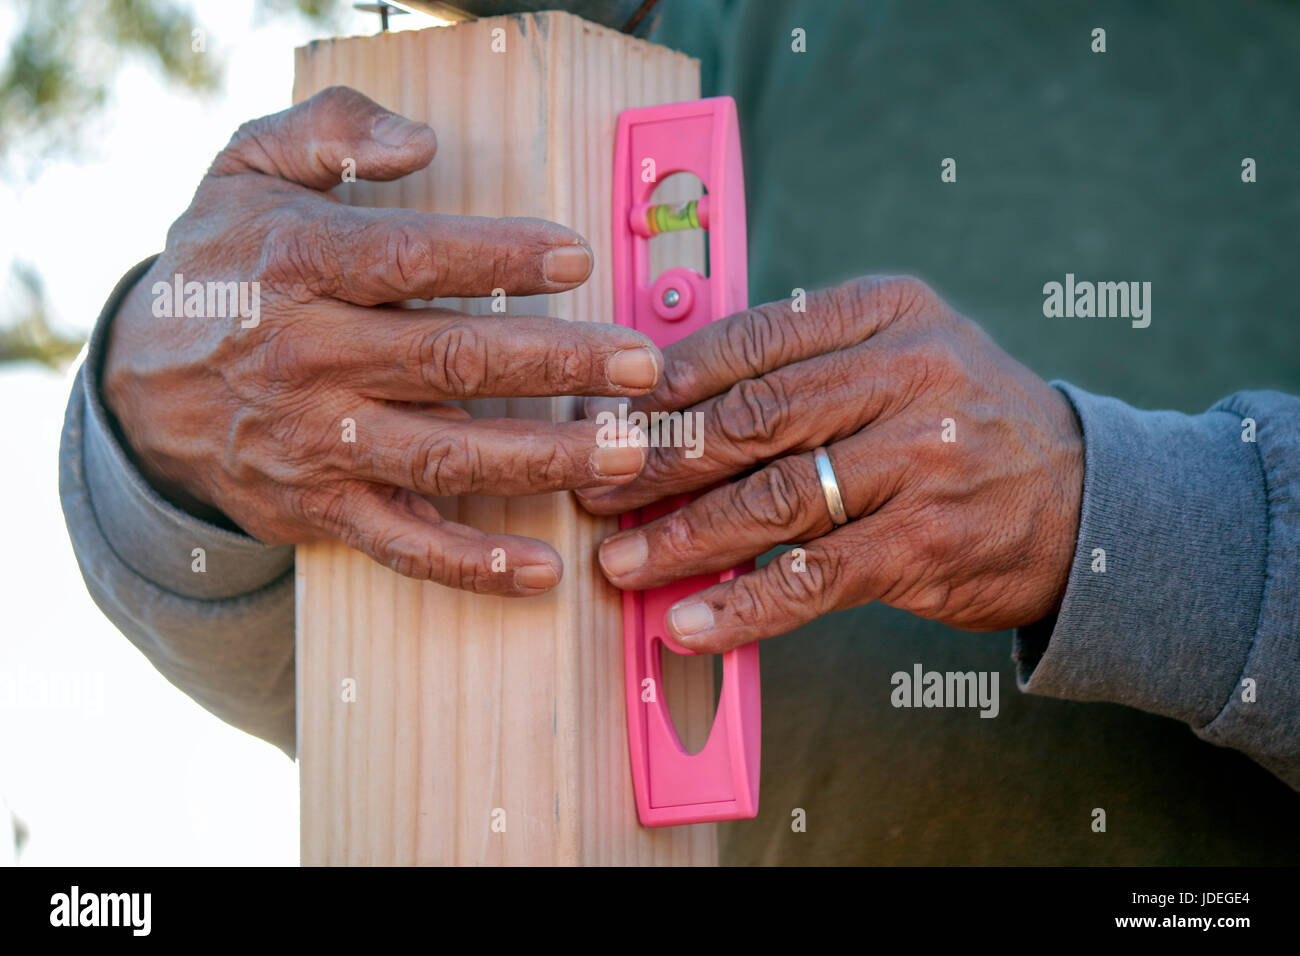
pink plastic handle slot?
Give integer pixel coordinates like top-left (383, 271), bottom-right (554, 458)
top-left (612, 97), bottom-right (760, 827)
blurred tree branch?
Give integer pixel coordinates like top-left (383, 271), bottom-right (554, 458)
top-left (0, 263), bottom-right (84, 368)
top-left (0, 0), bottom-right (344, 164)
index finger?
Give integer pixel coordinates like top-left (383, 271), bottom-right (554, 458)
top-left (587, 275), bottom-right (931, 418)
top-left (211, 85), bottom-right (439, 191)
top-left (265, 202), bottom-right (595, 305)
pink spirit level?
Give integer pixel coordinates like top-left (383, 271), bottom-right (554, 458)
top-left (612, 96), bottom-right (761, 827)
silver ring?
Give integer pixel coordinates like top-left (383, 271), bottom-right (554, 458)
top-left (813, 446), bottom-right (849, 526)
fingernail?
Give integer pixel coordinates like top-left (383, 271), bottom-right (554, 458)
top-left (373, 114), bottom-right (428, 147)
top-left (599, 533), bottom-right (647, 578)
top-left (576, 484), bottom-right (617, 501)
top-left (543, 245), bottom-right (593, 283)
top-left (590, 443), bottom-right (644, 478)
top-left (669, 602), bottom-right (714, 638)
top-left (606, 348), bottom-right (659, 389)
top-left (515, 564), bottom-right (559, 590)
top-left (585, 396), bottom-right (626, 419)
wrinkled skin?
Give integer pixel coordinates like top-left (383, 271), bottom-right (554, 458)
top-left (580, 277), bottom-right (1085, 650)
top-left (103, 86), bottom-right (660, 595)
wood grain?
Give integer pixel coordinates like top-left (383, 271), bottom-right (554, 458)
top-left (293, 12), bottom-right (716, 866)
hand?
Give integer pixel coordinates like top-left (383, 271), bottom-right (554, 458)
top-left (578, 276), bottom-right (1084, 650)
top-left (103, 86), bottom-right (659, 595)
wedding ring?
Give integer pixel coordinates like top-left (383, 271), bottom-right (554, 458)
top-left (813, 446), bottom-right (849, 526)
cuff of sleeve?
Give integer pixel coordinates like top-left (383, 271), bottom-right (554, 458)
top-left (1013, 382), bottom-right (1268, 730)
top-left (79, 256), bottom-right (293, 600)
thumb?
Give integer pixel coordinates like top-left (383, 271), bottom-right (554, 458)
top-left (209, 85), bottom-right (437, 190)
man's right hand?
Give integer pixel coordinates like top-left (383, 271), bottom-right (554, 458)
top-left (102, 86), bottom-right (658, 596)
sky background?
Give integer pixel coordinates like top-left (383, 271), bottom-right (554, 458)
top-left (0, 0), bottom-right (446, 867)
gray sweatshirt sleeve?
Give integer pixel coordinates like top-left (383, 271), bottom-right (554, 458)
top-left (1015, 382), bottom-right (1300, 790)
top-left (59, 257), bottom-right (297, 756)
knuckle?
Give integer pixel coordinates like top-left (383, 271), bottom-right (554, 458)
top-left (716, 376), bottom-right (789, 448)
top-left (773, 552), bottom-right (834, 609)
top-left (388, 225), bottom-right (438, 294)
top-left (843, 274), bottom-right (883, 306)
top-left (258, 219), bottom-right (334, 302)
top-left (230, 117), bottom-right (260, 144)
top-left (659, 509), bottom-right (700, 559)
top-left (257, 326), bottom-right (316, 381)
top-left (889, 341), bottom-right (935, 390)
top-left (908, 581), bottom-right (953, 619)
top-left (873, 274), bottom-right (935, 323)
top-left (315, 85), bottom-right (361, 112)
top-left (427, 545), bottom-right (490, 592)
top-left (357, 513), bottom-right (428, 580)
top-left (544, 341), bottom-right (588, 387)
top-left (881, 275), bottom-right (933, 318)
top-left (265, 412), bottom-right (312, 469)
top-left (842, 274), bottom-right (934, 329)
top-left (727, 575), bottom-right (771, 630)
top-left (304, 86), bottom-right (373, 140)
top-left (524, 440), bottom-right (572, 488)
top-left (225, 116), bottom-right (272, 160)
top-left (898, 337), bottom-right (963, 392)
top-left (290, 489), bottom-right (335, 531)
top-left (275, 405), bottom-right (340, 476)
top-left (830, 275), bottom-right (883, 324)
top-left (419, 324), bottom-right (488, 398)
top-left (415, 431), bottom-right (474, 494)
top-left (364, 529), bottom-right (426, 580)
top-left (723, 306), bottom-right (786, 377)
top-left (736, 461), bottom-right (809, 533)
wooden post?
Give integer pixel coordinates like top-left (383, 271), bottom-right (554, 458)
top-left (293, 12), bottom-right (717, 865)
